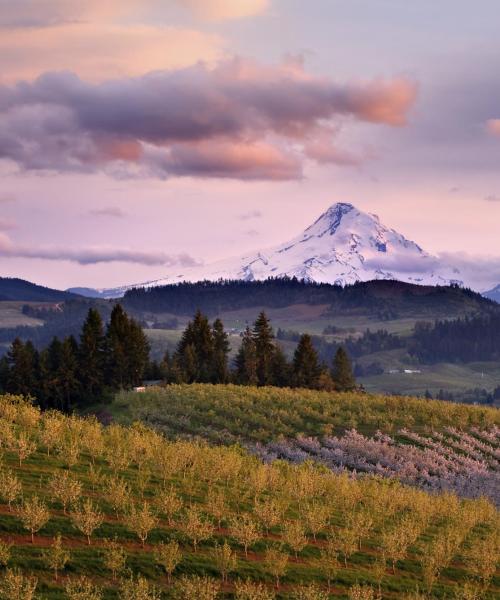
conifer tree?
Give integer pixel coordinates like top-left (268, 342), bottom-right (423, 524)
top-left (6, 338), bottom-right (38, 397)
top-left (0, 356), bottom-right (9, 393)
top-left (292, 334), bottom-right (321, 389)
top-left (212, 318), bottom-right (230, 383)
top-left (175, 310), bottom-right (214, 382)
top-left (332, 347), bottom-right (356, 391)
top-left (271, 345), bottom-right (291, 387)
top-left (253, 312), bottom-right (275, 386)
top-left (234, 327), bottom-right (258, 385)
top-left (58, 337), bottom-right (79, 411)
top-left (105, 305), bottom-right (130, 389)
top-left (79, 308), bottom-right (105, 400)
top-left (126, 318), bottom-right (150, 387)
top-left (105, 305), bottom-right (149, 389)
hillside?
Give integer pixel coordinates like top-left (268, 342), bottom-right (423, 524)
top-left (122, 279), bottom-right (495, 319)
top-left (0, 394), bottom-right (498, 599)
top-left (0, 278), bottom-right (78, 302)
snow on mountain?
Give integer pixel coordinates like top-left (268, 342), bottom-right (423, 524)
top-left (95, 202), bottom-right (464, 297)
top-left (484, 284), bottom-right (500, 303)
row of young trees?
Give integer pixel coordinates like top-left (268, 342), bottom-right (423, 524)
top-left (0, 305), bottom-right (149, 410)
top-left (0, 396), bottom-right (497, 599)
top-left (161, 311), bottom-right (356, 391)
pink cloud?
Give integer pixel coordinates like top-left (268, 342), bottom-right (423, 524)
top-left (0, 59), bottom-right (417, 180)
top-left (179, 0), bottom-right (269, 21)
top-left (486, 119), bottom-right (500, 137)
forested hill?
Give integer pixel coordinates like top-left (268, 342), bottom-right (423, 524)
top-left (123, 278), bottom-right (496, 317)
top-left (0, 277), bottom-right (79, 302)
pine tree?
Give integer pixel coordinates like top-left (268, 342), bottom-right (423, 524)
top-left (292, 334), bottom-right (321, 389)
top-left (6, 338), bottom-right (38, 397)
top-left (175, 311), bottom-right (214, 383)
top-left (252, 312), bottom-right (275, 386)
top-left (58, 337), bottom-right (79, 411)
top-left (212, 318), bottom-right (230, 383)
top-left (46, 337), bottom-right (65, 411)
top-left (0, 355), bottom-right (9, 393)
top-left (105, 305), bottom-right (130, 389)
top-left (332, 347), bottom-right (356, 391)
top-left (234, 327), bottom-right (258, 385)
top-left (79, 308), bottom-right (105, 400)
top-left (271, 345), bottom-right (291, 387)
top-left (126, 319), bottom-right (150, 387)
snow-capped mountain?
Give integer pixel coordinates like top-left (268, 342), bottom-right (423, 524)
top-left (484, 284), bottom-right (500, 303)
top-left (85, 202), bottom-right (463, 298)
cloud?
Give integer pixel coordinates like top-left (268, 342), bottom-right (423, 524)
top-left (88, 206), bottom-right (126, 218)
top-left (438, 252), bottom-right (500, 290)
top-left (179, 0), bottom-right (269, 21)
top-left (0, 193), bottom-right (16, 203)
top-left (0, 218), bottom-right (16, 231)
top-left (0, 59), bottom-right (417, 181)
top-left (239, 209), bottom-right (262, 220)
top-left (486, 119), bottom-right (500, 137)
top-left (0, 232), bottom-right (200, 266)
top-left (0, 1), bottom-right (269, 27)
top-left (364, 253), bottom-right (441, 275)
top-left (0, 24), bottom-right (222, 84)
top-left (484, 195), bottom-right (500, 203)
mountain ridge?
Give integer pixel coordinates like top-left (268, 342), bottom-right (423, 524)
top-left (91, 202), bottom-right (464, 297)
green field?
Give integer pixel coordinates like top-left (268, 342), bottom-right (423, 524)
top-left (0, 394), bottom-right (498, 599)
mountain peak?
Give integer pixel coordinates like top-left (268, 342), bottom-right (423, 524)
top-left (96, 202), bottom-right (464, 295)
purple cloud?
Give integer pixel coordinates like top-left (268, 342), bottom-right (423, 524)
top-left (0, 232), bottom-right (200, 266)
top-left (0, 59), bottom-right (417, 180)
top-left (88, 206), bottom-right (126, 218)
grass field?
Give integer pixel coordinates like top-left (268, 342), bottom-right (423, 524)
top-left (0, 301), bottom-right (46, 328)
top-left (0, 395), bottom-right (498, 599)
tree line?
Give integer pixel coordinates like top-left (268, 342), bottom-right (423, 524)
top-left (410, 313), bottom-right (500, 363)
top-left (0, 305), bottom-right (149, 411)
top-left (160, 310), bottom-right (356, 392)
top-left (0, 306), bottom-right (356, 410)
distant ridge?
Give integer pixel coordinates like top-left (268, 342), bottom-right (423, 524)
top-left (0, 277), bottom-right (79, 302)
top-left (484, 284), bottom-right (500, 303)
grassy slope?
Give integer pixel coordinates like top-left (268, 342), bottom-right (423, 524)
top-left (1, 397), bottom-right (498, 599)
top-left (108, 385), bottom-right (500, 443)
top-left (0, 302), bottom-right (46, 329)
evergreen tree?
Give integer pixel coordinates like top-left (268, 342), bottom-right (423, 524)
top-left (175, 310), bottom-right (214, 382)
top-left (252, 312), bottom-right (275, 386)
top-left (6, 338), bottom-right (38, 397)
top-left (79, 308), bottom-right (105, 400)
top-left (160, 351), bottom-right (183, 384)
top-left (292, 334), bottom-right (321, 389)
top-left (271, 345), bottom-right (291, 387)
top-left (0, 355), bottom-right (9, 393)
top-left (126, 318), bottom-right (150, 387)
top-left (57, 336), bottom-right (80, 411)
top-left (105, 305), bottom-right (130, 389)
top-left (46, 337), bottom-right (64, 411)
top-left (212, 318), bottom-right (230, 383)
top-left (332, 347), bottom-right (356, 391)
top-left (105, 304), bottom-right (150, 389)
top-left (234, 327), bottom-right (258, 385)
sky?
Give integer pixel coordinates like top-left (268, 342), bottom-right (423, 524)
top-left (1, 0), bottom-right (500, 291)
